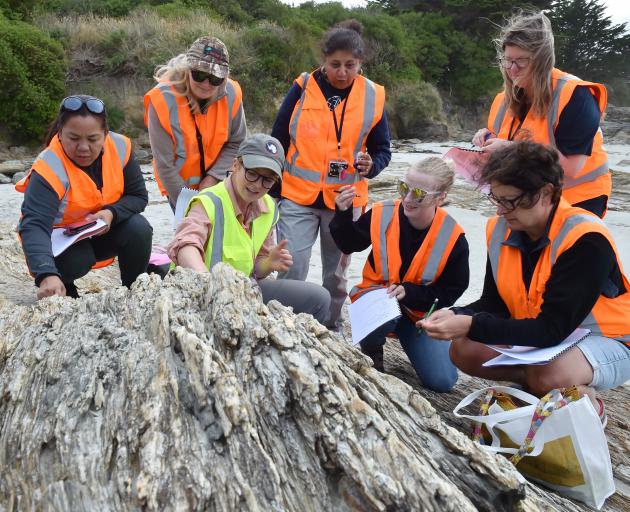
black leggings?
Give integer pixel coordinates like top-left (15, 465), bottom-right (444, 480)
top-left (54, 214), bottom-right (152, 288)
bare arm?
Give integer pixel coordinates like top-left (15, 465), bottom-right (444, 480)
top-left (175, 245), bottom-right (209, 273)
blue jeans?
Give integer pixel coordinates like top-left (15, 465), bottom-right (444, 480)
top-left (360, 316), bottom-right (458, 392)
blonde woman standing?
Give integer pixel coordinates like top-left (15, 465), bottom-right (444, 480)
top-left (473, 11), bottom-right (610, 218)
top-left (144, 36), bottom-right (246, 206)
top-left (330, 157), bottom-right (469, 391)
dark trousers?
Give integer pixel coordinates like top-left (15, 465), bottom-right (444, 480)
top-left (55, 214), bottom-right (152, 288)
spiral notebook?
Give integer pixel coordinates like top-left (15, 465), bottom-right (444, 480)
top-left (483, 327), bottom-right (591, 367)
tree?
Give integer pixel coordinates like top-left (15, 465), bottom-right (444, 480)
top-left (547, 0), bottom-right (630, 83)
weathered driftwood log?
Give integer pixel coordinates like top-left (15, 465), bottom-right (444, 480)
top-left (0, 226), bottom-right (626, 511)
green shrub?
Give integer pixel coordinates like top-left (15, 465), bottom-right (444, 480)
top-left (233, 20), bottom-right (319, 127)
top-left (0, 15), bottom-right (66, 144)
top-left (387, 80), bottom-right (445, 138)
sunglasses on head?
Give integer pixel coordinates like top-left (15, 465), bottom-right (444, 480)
top-left (190, 70), bottom-right (225, 86)
top-left (60, 96), bottom-right (105, 115)
top-left (397, 181), bottom-right (439, 203)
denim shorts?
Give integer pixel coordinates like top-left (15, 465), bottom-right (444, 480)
top-left (577, 335), bottom-right (630, 390)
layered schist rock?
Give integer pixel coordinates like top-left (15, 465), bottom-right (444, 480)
top-left (0, 236), bottom-right (626, 511)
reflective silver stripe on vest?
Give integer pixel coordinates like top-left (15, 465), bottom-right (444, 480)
top-left (39, 148), bottom-right (70, 225)
top-left (547, 76), bottom-right (571, 147)
top-left (201, 191), bottom-right (225, 269)
top-left (109, 131), bottom-right (128, 169)
top-left (349, 284), bottom-right (383, 298)
top-left (421, 215), bottom-right (457, 284)
top-left (550, 213), bottom-right (603, 265)
top-left (156, 83), bottom-right (187, 181)
top-left (272, 201), bottom-right (279, 225)
top-left (579, 311), bottom-right (602, 336)
top-left (378, 200), bottom-right (396, 282)
top-left (352, 77), bottom-right (376, 158)
top-left (288, 72), bottom-right (311, 174)
top-left (225, 80), bottom-right (238, 134)
top-left (287, 164), bottom-right (320, 183)
top-left (493, 102), bottom-right (507, 136)
top-left (488, 218), bottom-right (508, 282)
top-left (563, 161), bottom-right (609, 189)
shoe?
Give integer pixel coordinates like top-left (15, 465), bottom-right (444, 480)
top-left (596, 398), bottom-right (607, 428)
top-left (64, 282), bottom-right (80, 298)
top-left (362, 345), bottom-right (384, 373)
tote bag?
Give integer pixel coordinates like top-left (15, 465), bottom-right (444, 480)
top-left (453, 386), bottom-right (615, 509)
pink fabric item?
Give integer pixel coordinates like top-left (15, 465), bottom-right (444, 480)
top-left (149, 252), bottom-right (171, 265)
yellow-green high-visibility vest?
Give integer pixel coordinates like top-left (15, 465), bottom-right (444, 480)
top-left (186, 181), bottom-right (278, 276)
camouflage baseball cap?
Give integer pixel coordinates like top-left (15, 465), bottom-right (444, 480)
top-left (186, 36), bottom-right (229, 79)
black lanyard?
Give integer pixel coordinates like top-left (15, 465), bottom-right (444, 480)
top-left (507, 116), bottom-right (525, 141)
top-left (192, 113), bottom-right (207, 177)
top-left (332, 96), bottom-right (349, 158)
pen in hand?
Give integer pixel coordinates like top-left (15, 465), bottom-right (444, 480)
top-left (418, 298), bottom-right (439, 333)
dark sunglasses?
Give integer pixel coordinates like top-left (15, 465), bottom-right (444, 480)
top-left (60, 96), bottom-right (105, 114)
top-left (397, 180), bottom-right (439, 204)
top-left (190, 70), bottom-right (225, 86)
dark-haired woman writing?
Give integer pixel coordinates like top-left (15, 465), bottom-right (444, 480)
top-left (16, 95), bottom-right (152, 299)
top-left (272, 19), bottom-right (392, 329)
top-left (419, 142), bottom-right (630, 419)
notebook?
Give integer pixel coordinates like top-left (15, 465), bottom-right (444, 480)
top-left (483, 328), bottom-right (591, 367)
top-left (348, 288), bottom-right (402, 345)
top-left (51, 219), bottom-right (108, 257)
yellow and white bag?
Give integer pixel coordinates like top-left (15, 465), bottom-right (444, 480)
top-left (453, 386), bottom-right (615, 509)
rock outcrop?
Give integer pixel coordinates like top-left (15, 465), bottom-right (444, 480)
top-left (0, 232), bottom-right (627, 511)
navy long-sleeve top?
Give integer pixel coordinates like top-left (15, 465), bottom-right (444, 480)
top-left (271, 69), bottom-right (392, 203)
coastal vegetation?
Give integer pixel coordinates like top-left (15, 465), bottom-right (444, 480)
top-left (0, 0), bottom-right (628, 145)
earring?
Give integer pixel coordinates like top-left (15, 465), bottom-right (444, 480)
top-left (320, 66), bottom-right (327, 76)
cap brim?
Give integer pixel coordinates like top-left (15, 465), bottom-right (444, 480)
top-left (190, 60), bottom-right (229, 79)
top-left (242, 154), bottom-right (283, 179)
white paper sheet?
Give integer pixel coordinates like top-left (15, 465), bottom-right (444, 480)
top-left (51, 219), bottom-right (108, 257)
top-left (483, 328), bottom-right (591, 366)
top-left (174, 187), bottom-right (199, 228)
top-left (348, 288), bottom-right (402, 345)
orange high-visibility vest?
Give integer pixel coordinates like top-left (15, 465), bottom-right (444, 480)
top-left (488, 68), bottom-right (610, 207)
top-left (486, 199), bottom-right (630, 345)
top-left (350, 201), bottom-right (464, 321)
top-left (144, 79), bottom-right (243, 196)
top-left (15, 131), bottom-right (130, 269)
top-left (281, 72), bottom-right (385, 209)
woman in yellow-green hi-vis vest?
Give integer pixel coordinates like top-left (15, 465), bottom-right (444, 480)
top-left (167, 134), bottom-right (331, 326)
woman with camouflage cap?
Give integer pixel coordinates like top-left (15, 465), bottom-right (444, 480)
top-left (145, 36), bottom-right (246, 207)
